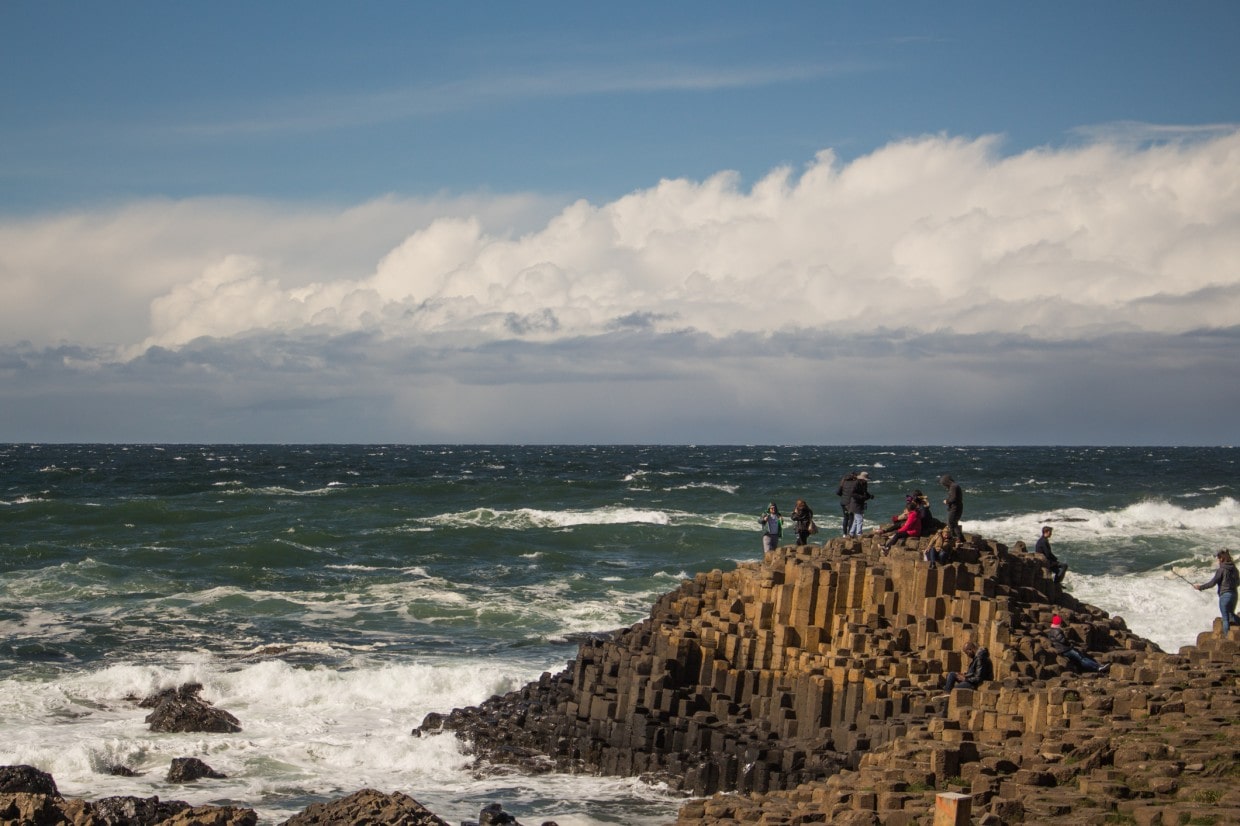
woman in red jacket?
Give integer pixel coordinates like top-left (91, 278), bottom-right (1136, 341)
top-left (881, 503), bottom-right (922, 554)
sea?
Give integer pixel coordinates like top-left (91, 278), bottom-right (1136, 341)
top-left (1, 444), bottom-right (1236, 824)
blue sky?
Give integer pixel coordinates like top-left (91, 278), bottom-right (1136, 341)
top-left (2, 2), bottom-right (1239, 444)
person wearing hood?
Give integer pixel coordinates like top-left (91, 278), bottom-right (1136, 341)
top-left (1195, 549), bottom-right (1240, 634)
top-left (939, 474), bottom-right (964, 540)
top-left (836, 472), bottom-right (858, 535)
top-left (1048, 615), bottom-right (1109, 673)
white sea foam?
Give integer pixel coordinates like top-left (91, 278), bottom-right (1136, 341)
top-left (668, 481), bottom-right (740, 495)
top-left (967, 497), bottom-right (1240, 549)
top-left (1069, 569), bottom-right (1219, 653)
top-left (0, 655), bottom-right (680, 824)
top-left (416, 507), bottom-right (674, 530)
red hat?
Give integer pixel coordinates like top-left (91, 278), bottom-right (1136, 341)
top-left (1051, 615), bottom-right (1062, 626)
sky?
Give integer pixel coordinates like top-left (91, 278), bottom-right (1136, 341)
top-left (2, 2), bottom-right (1239, 445)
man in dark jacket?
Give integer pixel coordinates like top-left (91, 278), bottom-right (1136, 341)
top-left (938, 641), bottom-right (992, 699)
top-left (939, 474), bottom-right (964, 540)
top-left (836, 472), bottom-right (858, 536)
top-left (847, 471), bottom-right (874, 537)
top-left (1035, 525), bottom-right (1068, 584)
top-left (1049, 615), bottom-right (1108, 673)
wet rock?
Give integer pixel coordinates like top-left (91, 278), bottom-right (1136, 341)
top-left (166, 756), bottom-right (227, 782)
top-left (0, 764), bottom-right (58, 795)
top-left (142, 682), bottom-right (242, 734)
top-left (91, 795), bottom-right (191, 824)
top-left (279, 788), bottom-right (449, 825)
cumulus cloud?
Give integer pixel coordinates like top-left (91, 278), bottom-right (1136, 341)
top-left (92, 131), bottom-right (1240, 351)
top-left (2, 130), bottom-right (1239, 443)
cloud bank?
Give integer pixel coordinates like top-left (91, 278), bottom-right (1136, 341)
top-left (3, 131), bottom-right (1239, 444)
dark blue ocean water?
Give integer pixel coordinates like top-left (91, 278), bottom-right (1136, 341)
top-left (1, 444), bottom-right (1237, 823)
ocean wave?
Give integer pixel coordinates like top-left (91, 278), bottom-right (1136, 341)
top-left (968, 497), bottom-right (1240, 545)
top-left (414, 507), bottom-right (674, 530)
top-left (668, 482), bottom-right (740, 495)
top-left (221, 485), bottom-right (343, 497)
top-left (412, 506), bottom-right (769, 533)
top-left (1069, 568), bottom-right (1220, 653)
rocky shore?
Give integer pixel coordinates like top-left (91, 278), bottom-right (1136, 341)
top-left (4, 531), bottom-right (1238, 824)
top-left (416, 531), bottom-right (1240, 824)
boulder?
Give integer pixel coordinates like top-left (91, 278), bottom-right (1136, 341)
top-left (279, 788), bottom-right (450, 825)
top-left (0, 764), bottom-right (58, 796)
top-left (167, 757), bottom-right (227, 782)
top-left (91, 795), bottom-right (191, 824)
top-left (141, 683), bottom-right (242, 734)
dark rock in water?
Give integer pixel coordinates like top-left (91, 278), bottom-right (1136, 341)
top-left (0, 772), bottom-right (258, 826)
top-left (479, 801), bottom-right (521, 824)
top-left (166, 756), bottom-right (227, 782)
top-left (558, 630), bottom-right (617, 645)
top-left (158, 804), bottom-right (258, 825)
top-left (0, 764), bottom-right (58, 795)
top-left (106, 764), bottom-right (139, 777)
top-left (279, 788), bottom-right (450, 825)
top-left (92, 795), bottom-right (191, 824)
top-left (142, 682), bottom-right (242, 733)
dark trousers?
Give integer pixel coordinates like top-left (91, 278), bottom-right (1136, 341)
top-left (944, 673), bottom-right (978, 693)
top-left (1064, 648), bottom-right (1102, 672)
top-left (841, 507), bottom-right (853, 535)
top-left (947, 509), bottom-right (963, 540)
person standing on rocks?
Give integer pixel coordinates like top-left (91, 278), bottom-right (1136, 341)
top-left (847, 471), bottom-right (873, 537)
top-left (1194, 548), bottom-right (1240, 634)
top-left (790, 499), bottom-right (815, 546)
top-left (1048, 615), bottom-right (1109, 673)
top-left (759, 502), bottom-right (783, 553)
top-left (836, 472), bottom-right (858, 535)
top-left (1035, 525), bottom-right (1068, 585)
top-left (939, 474), bottom-right (964, 540)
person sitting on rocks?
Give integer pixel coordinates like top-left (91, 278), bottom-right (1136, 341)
top-left (881, 500), bottom-right (922, 554)
top-left (922, 525), bottom-right (958, 569)
top-left (1036, 525), bottom-right (1068, 584)
top-left (912, 489), bottom-right (944, 534)
top-left (1048, 615), bottom-right (1109, 673)
top-left (936, 641), bottom-right (992, 701)
top-left (879, 495), bottom-right (916, 536)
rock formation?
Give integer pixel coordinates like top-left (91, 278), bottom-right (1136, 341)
top-left (139, 683), bottom-right (242, 734)
top-left (166, 757), bottom-right (227, 783)
top-left (280, 788), bottom-right (448, 825)
top-left (0, 764), bottom-right (258, 825)
top-left (417, 531), bottom-right (1240, 824)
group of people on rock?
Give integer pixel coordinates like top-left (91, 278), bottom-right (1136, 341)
top-left (760, 473), bottom-right (1239, 641)
top-left (760, 471), bottom-right (966, 556)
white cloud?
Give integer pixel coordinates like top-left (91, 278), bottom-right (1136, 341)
top-left (96, 129), bottom-right (1239, 351)
top-left (2, 130), bottom-right (1239, 443)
